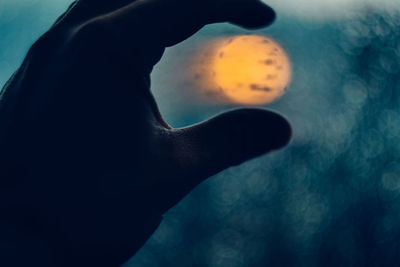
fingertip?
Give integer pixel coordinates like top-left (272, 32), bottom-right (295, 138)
top-left (229, 1), bottom-right (276, 29)
top-left (234, 108), bottom-right (291, 157)
top-left (266, 111), bottom-right (292, 150)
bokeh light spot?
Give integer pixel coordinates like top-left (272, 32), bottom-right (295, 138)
top-left (194, 35), bottom-right (291, 105)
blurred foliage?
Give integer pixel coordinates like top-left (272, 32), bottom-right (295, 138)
top-left (129, 8), bottom-right (400, 267)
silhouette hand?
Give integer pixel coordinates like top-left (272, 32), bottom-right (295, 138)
top-left (0, 0), bottom-right (291, 266)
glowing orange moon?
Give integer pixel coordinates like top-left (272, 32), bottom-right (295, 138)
top-left (194, 35), bottom-right (291, 105)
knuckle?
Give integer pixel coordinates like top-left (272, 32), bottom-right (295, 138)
top-left (68, 19), bottom-right (115, 57)
top-left (71, 19), bottom-right (109, 44)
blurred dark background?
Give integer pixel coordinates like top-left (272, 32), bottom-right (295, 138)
top-left (1, 1), bottom-right (400, 266)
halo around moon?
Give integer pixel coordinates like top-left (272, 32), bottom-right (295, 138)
top-left (192, 35), bottom-right (291, 105)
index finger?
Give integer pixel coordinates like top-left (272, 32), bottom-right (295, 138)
top-left (105, 0), bottom-right (276, 47)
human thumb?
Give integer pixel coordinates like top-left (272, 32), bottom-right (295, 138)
top-left (170, 108), bottom-right (291, 181)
